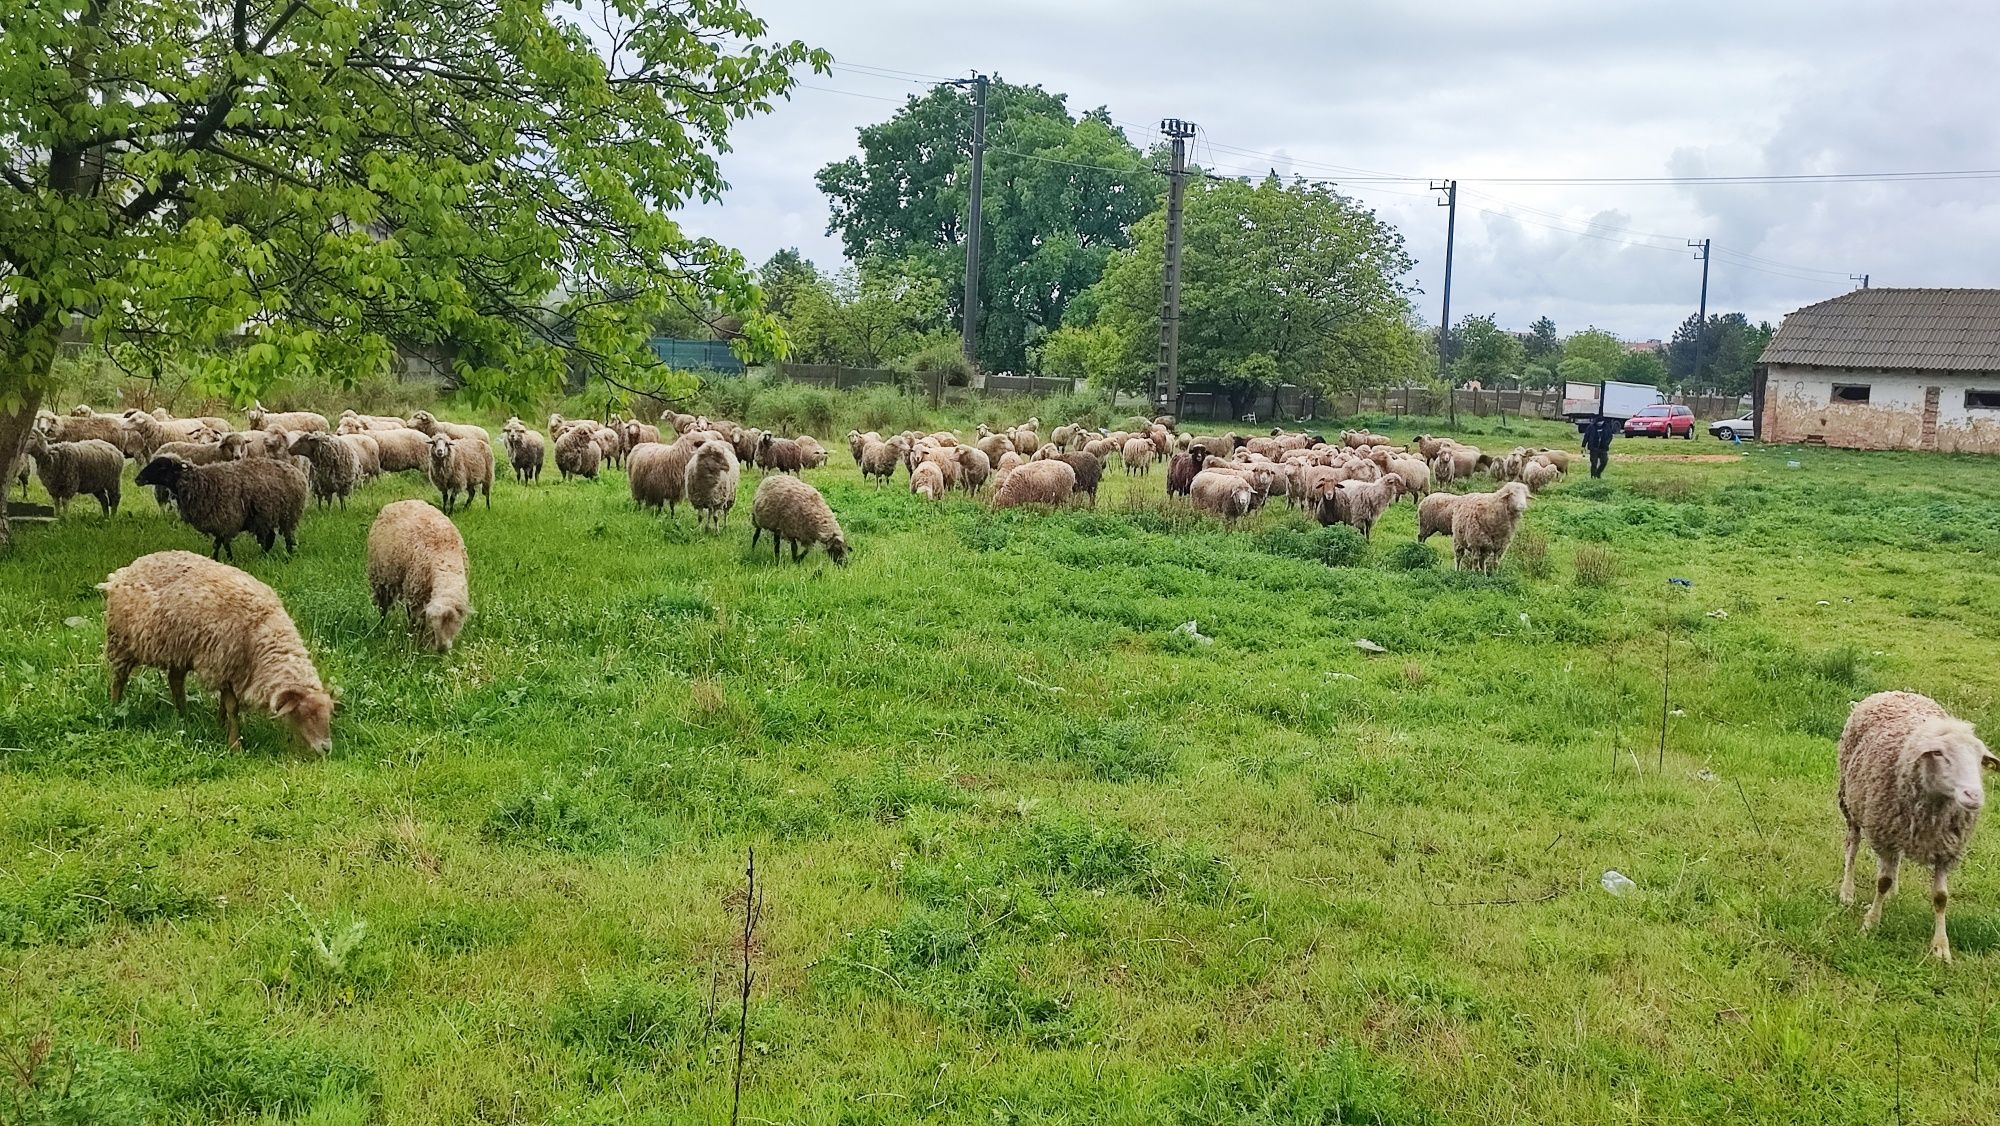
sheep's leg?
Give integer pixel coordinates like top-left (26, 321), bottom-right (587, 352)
top-left (219, 683), bottom-right (241, 749)
top-left (1862, 848), bottom-right (1899, 931)
top-left (108, 662), bottom-right (132, 705)
top-left (773, 534), bottom-right (783, 561)
top-left (1929, 867), bottom-right (1952, 961)
top-left (792, 542), bottom-right (805, 562)
top-left (167, 668), bottom-right (188, 714)
top-left (1838, 824), bottom-right (1861, 906)
top-left (751, 526), bottom-right (762, 548)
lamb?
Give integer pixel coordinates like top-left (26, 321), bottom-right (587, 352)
top-left (135, 454), bottom-right (308, 559)
top-left (1189, 469), bottom-right (1256, 524)
top-left (1122, 436), bottom-right (1154, 476)
top-left (554, 425), bottom-right (603, 481)
top-left (990, 458), bottom-right (1075, 509)
top-left (859, 435), bottom-right (906, 486)
top-left (757, 433), bottom-right (806, 474)
top-left (24, 432), bottom-right (123, 516)
top-left (1166, 452), bottom-right (1198, 497)
top-left (335, 432), bottom-right (382, 481)
top-left (1051, 423), bottom-right (1081, 451)
top-left (338, 409), bottom-right (407, 433)
top-left (367, 500), bottom-right (472, 652)
top-left (685, 438), bottom-right (740, 532)
top-left (292, 431), bottom-right (361, 510)
top-left (1836, 691), bottom-right (1995, 960)
top-left (406, 410), bottom-right (489, 444)
top-left (1520, 460), bottom-right (1563, 494)
top-left (1315, 475), bottom-right (1406, 539)
top-left (750, 474), bottom-right (849, 564)
top-left (1449, 482), bottom-right (1530, 573)
top-left (427, 433), bottom-right (495, 514)
top-left (98, 550), bottom-right (334, 752)
top-left (593, 423), bottom-right (625, 469)
top-left (1060, 451), bottom-right (1103, 507)
top-left (628, 438), bottom-right (697, 514)
top-left (247, 403), bottom-right (330, 434)
top-left (502, 426), bottom-right (546, 483)
top-left (369, 428), bottom-right (433, 475)
top-left (1415, 492), bottom-right (1467, 542)
top-left (909, 459), bottom-right (947, 500)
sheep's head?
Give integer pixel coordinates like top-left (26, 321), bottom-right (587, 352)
top-left (275, 685), bottom-right (335, 754)
top-left (423, 596), bottom-right (468, 653)
top-left (409, 410), bottom-right (436, 432)
top-left (1499, 482), bottom-right (1530, 512)
top-left (70, 404), bottom-right (94, 416)
top-left (1904, 718), bottom-right (1996, 813)
top-left (429, 433), bottom-right (454, 463)
top-left (824, 533), bottom-right (850, 566)
top-left (134, 454), bottom-right (187, 489)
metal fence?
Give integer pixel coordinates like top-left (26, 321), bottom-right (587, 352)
top-left (649, 338), bottom-right (744, 374)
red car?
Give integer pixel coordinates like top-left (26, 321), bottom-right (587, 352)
top-left (1623, 404), bottom-right (1696, 438)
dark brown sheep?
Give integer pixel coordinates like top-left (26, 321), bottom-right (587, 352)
top-left (136, 454), bottom-right (308, 560)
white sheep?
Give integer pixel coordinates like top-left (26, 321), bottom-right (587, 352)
top-left (368, 500), bottom-right (471, 652)
top-left (427, 433), bottom-right (494, 514)
top-left (684, 437), bottom-right (740, 531)
top-left (1449, 482), bottom-right (1529, 573)
top-left (750, 474), bottom-right (848, 564)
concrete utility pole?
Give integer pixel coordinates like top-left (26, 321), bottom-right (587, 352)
top-left (1432, 180), bottom-right (1458, 425)
top-left (1155, 117), bottom-right (1197, 415)
top-left (1850, 273), bottom-right (1870, 289)
top-left (957, 73), bottom-right (989, 368)
top-left (1689, 238), bottom-right (1711, 385)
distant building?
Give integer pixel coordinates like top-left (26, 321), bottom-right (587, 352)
top-left (1757, 288), bottom-right (2000, 452)
top-left (1622, 339), bottom-right (1664, 354)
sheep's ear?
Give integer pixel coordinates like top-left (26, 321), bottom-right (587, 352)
top-left (1982, 749), bottom-right (1999, 770)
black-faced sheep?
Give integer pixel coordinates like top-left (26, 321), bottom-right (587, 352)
top-left (368, 500), bottom-right (472, 652)
top-left (1448, 482), bottom-right (1529, 573)
top-left (99, 550), bottom-right (334, 752)
top-left (1837, 691), bottom-right (1995, 961)
top-left (24, 432), bottom-right (123, 516)
top-left (685, 438), bottom-right (740, 531)
top-left (136, 454), bottom-right (308, 559)
top-left (750, 473), bottom-right (848, 564)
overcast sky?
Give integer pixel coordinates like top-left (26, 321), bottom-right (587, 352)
top-left (675, 0), bottom-right (2000, 341)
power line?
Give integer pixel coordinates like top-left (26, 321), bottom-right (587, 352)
top-left (827, 60), bottom-right (960, 84)
top-left (984, 148), bottom-right (1158, 178)
top-left (1710, 246), bottom-right (1855, 279)
top-left (793, 83), bottom-right (908, 104)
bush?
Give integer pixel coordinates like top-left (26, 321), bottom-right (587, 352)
top-left (853, 385), bottom-right (925, 433)
top-left (697, 373), bottom-right (762, 421)
top-left (1254, 523), bottom-right (1368, 568)
top-left (1510, 530), bottom-right (1551, 579)
top-left (1037, 390), bottom-right (1116, 430)
top-left (1572, 544), bottom-right (1618, 587)
top-left (756, 380), bottom-right (836, 435)
top-left (1383, 540), bottom-right (1439, 571)
top-left (900, 337), bottom-right (975, 388)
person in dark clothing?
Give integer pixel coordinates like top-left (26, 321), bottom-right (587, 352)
top-left (1578, 414), bottom-right (1618, 478)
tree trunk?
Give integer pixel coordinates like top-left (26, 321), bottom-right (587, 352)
top-left (0, 390), bottom-right (45, 552)
top-left (1, 302), bottom-right (64, 551)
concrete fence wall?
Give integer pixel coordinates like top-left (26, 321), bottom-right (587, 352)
top-left (1172, 385), bottom-right (1746, 424)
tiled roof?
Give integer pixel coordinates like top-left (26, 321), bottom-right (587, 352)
top-left (1759, 288), bottom-right (2000, 371)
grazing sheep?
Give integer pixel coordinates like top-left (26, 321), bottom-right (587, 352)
top-left (122, 410), bottom-right (219, 458)
top-left (292, 431), bottom-right (361, 510)
top-left (218, 429), bottom-right (288, 460)
top-left (628, 440), bottom-right (691, 513)
top-left (1166, 452), bottom-right (1198, 497)
top-left (98, 550), bottom-right (333, 752)
top-left (1520, 460), bottom-right (1563, 493)
top-left (24, 432), bottom-right (123, 516)
top-left (757, 433), bottom-right (806, 474)
top-left (1837, 691), bottom-right (1995, 961)
top-left (1122, 436), bottom-right (1154, 476)
top-left (406, 410), bottom-right (489, 444)
top-left (502, 427), bottom-right (546, 483)
top-left (593, 423), bottom-right (625, 469)
top-left (427, 433), bottom-right (494, 514)
top-left (369, 428), bottom-right (433, 475)
top-left (623, 420), bottom-right (662, 450)
top-left (975, 432), bottom-right (1015, 465)
top-left (957, 446), bottom-right (992, 494)
top-left (750, 474), bottom-right (849, 564)
top-left (1532, 449), bottom-right (1574, 472)
top-left (1189, 469), bottom-right (1257, 524)
top-left (1449, 482), bottom-right (1529, 573)
top-left (135, 455), bottom-right (308, 559)
top-left (336, 432), bottom-right (382, 481)
top-left (1416, 492), bottom-right (1467, 542)
top-left (795, 435), bottom-right (829, 469)
top-left (554, 425), bottom-right (602, 481)
top-left (1059, 451), bottom-right (1103, 507)
top-left (990, 458), bottom-right (1075, 509)
top-left (338, 409), bottom-right (407, 433)
top-left (921, 448), bottom-right (963, 491)
top-left (37, 410), bottom-right (133, 453)
top-left (684, 438), bottom-right (740, 532)
top-left (859, 435), bottom-right (906, 486)
top-left (909, 459), bottom-right (947, 500)
top-left (247, 403), bottom-right (330, 434)
top-left (368, 500), bottom-right (472, 652)
top-left (1316, 475), bottom-right (1405, 539)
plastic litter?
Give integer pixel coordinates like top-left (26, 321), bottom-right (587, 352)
top-left (1175, 620), bottom-right (1213, 645)
top-left (1786, 460), bottom-right (1801, 469)
top-left (62, 616), bottom-right (87, 629)
top-left (1600, 870), bottom-right (1638, 896)
top-left (1694, 769), bottom-right (1719, 782)
top-left (1354, 638), bottom-right (1387, 654)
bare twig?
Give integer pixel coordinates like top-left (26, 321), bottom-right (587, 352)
top-left (1429, 887), bottom-right (1563, 908)
top-left (731, 848), bottom-right (758, 1126)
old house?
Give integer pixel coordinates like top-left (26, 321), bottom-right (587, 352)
top-left (1757, 288), bottom-right (2000, 453)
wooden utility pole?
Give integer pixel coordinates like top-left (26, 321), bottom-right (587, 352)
top-left (1156, 118), bottom-right (1197, 416)
top-left (1689, 238), bottom-right (1711, 384)
top-left (1434, 179), bottom-right (1457, 424)
top-left (959, 74), bottom-right (988, 368)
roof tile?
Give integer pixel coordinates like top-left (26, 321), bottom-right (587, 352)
top-left (1759, 288), bottom-right (2000, 371)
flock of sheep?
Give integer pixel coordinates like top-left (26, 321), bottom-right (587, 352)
top-left (14, 399), bottom-right (1993, 960)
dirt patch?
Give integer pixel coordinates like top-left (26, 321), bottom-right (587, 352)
top-left (1613, 453), bottom-right (1742, 464)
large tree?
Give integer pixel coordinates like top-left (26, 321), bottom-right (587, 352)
top-left (1666, 311), bottom-right (1769, 394)
top-left (0, 0), bottom-right (820, 545)
top-left (815, 81), bottom-right (1157, 373)
top-left (778, 260), bottom-right (947, 367)
top-left (1524, 316), bottom-right (1559, 362)
top-left (1074, 175), bottom-right (1415, 416)
top-left (1449, 313), bottom-right (1524, 387)
top-left (1556, 328), bottom-right (1628, 385)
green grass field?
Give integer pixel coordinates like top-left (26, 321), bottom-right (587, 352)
top-left (3, 414), bottom-right (1998, 1124)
